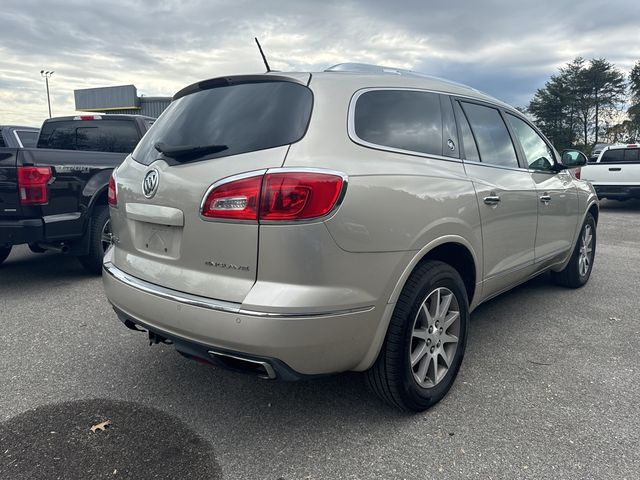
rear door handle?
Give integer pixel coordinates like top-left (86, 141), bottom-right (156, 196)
top-left (609, 167), bottom-right (622, 172)
top-left (540, 195), bottom-right (551, 205)
top-left (483, 195), bottom-right (501, 205)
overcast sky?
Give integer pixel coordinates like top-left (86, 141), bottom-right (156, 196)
top-left (1, 0), bottom-right (639, 126)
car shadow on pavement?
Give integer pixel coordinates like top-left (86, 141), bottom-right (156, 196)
top-left (0, 246), bottom-right (95, 286)
top-left (598, 198), bottom-right (640, 211)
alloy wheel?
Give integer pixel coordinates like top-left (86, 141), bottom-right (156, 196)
top-left (578, 224), bottom-right (593, 277)
top-left (101, 218), bottom-right (113, 252)
top-left (409, 287), bottom-right (461, 388)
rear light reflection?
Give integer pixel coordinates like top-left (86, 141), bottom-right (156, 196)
top-left (201, 171), bottom-right (345, 221)
top-left (108, 172), bottom-right (117, 206)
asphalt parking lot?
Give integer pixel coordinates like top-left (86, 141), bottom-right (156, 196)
top-left (1, 200), bottom-right (639, 480)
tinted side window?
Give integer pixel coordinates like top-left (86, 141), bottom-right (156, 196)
top-left (600, 149), bottom-right (624, 163)
top-left (16, 130), bottom-right (38, 148)
top-left (38, 120), bottom-right (140, 153)
top-left (506, 114), bottom-right (555, 170)
top-left (623, 148), bottom-right (639, 162)
top-left (453, 102), bottom-right (479, 162)
top-left (0, 132), bottom-right (5, 148)
top-left (461, 102), bottom-right (519, 168)
top-left (354, 90), bottom-right (443, 156)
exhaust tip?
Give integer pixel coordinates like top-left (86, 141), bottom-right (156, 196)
top-left (208, 350), bottom-right (277, 380)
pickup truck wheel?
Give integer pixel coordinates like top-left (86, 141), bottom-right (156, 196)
top-left (551, 213), bottom-right (596, 288)
top-left (0, 246), bottom-right (12, 265)
top-left (366, 260), bottom-right (469, 411)
top-left (77, 206), bottom-right (111, 274)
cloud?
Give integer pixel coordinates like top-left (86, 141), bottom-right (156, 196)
top-left (0, 0), bottom-right (638, 126)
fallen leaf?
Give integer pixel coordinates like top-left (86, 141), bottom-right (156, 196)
top-left (90, 420), bottom-right (112, 433)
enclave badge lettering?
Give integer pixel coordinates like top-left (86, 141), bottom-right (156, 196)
top-left (205, 261), bottom-right (250, 272)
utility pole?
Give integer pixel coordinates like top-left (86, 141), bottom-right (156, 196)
top-left (40, 70), bottom-right (54, 118)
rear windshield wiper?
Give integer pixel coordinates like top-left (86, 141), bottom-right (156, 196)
top-left (154, 142), bottom-right (228, 160)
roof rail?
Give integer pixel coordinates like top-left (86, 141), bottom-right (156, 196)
top-left (324, 63), bottom-right (482, 91)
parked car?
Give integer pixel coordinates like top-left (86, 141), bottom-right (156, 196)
top-left (102, 64), bottom-right (598, 411)
top-left (0, 125), bottom-right (39, 148)
top-left (589, 142), bottom-right (612, 162)
top-left (0, 114), bottom-right (154, 271)
top-left (581, 143), bottom-right (640, 200)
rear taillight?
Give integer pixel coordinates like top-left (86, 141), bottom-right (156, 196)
top-left (574, 167), bottom-right (581, 180)
top-left (17, 166), bottom-right (52, 205)
top-left (202, 175), bottom-right (262, 220)
top-left (260, 172), bottom-right (344, 220)
top-left (108, 172), bottom-right (117, 206)
top-left (201, 171), bottom-right (345, 221)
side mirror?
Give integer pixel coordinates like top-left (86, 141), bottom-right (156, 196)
top-left (561, 149), bottom-right (588, 168)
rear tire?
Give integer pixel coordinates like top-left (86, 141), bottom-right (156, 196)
top-left (366, 260), bottom-right (469, 412)
top-left (551, 213), bottom-right (596, 288)
top-left (77, 206), bottom-right (112, 274)
top-left (0, 246), bottom-right (12, 265)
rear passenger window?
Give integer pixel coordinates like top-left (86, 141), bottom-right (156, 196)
top-left (453, 102), bottom-right (479, 162)
top-left (623, 148), bottom-right (639, 162)
top-left (16, 130), bottom-right (38, 148)
top-left (461, 102), bottom-right (519, 169)
top-left (600, 149), bottom-right (624, 163)
top-left (0, 132), bottom-right (5, 148)
top-left (353, 90), bottom-right (443, 156)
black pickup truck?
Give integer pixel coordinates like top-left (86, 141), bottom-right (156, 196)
top-left (0, 114), bottom-right (154, 272)
top-left (0, 125), bottom-right (40, 148)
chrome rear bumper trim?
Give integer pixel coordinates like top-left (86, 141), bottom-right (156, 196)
top-left (103, 262), bottom-right (374, 318)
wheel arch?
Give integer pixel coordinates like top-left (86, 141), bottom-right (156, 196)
top-left (354, 236), bottom-right (480, 372)
top-left (389, 236), bottom-right (480, 308)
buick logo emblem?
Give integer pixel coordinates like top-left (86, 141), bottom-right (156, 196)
top-left (142, 169), bottom-right (159, 198)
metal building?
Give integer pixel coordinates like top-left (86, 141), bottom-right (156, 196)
top-left (74, 85), bottom-right (171, 118)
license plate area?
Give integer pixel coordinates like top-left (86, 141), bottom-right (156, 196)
top-left (132, 221), bottom-right (182, 259)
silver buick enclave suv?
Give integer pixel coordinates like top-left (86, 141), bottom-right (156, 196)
top-left (103, 64), bottom-right (598, 411)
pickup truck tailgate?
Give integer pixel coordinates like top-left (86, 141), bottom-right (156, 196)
top-left (582, 163), bottom-right (640, 185)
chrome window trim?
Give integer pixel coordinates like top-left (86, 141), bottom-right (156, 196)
top-left (198, 167), bottom-right (349, 225)
top-left (347, 87), bottom-right (523, 164)
top-left (104, 261), bottom-right (373, 318)
top-left (462, 159), bottom-right (539, 174)
top-left (348, 87), bottom-right (460, 162)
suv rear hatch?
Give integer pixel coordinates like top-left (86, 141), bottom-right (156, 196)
top-left (111, 74), bottom-right (312, 303)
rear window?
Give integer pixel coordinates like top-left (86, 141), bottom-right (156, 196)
top-left (600, 149), bottom-right (625, 163)
top-left (37, 120), bottom-right (140, 153)
top-left (132, 81), bottom-right (313, 166)
top-left (15, 130), bottom-right (38, 148)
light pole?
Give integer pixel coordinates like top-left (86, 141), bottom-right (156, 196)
top-left (40, 70), bottom-right (54, 118)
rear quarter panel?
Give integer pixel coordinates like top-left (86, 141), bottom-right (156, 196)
top-left (284, 75), bottom-right (483, 307)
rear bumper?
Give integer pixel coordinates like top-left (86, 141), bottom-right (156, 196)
top-left (0, 218), bottom-right (43, 246)
top-left (593, 184), bottom-right (640, 199)
top-left (102, 260), bottom-right (381, 376)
